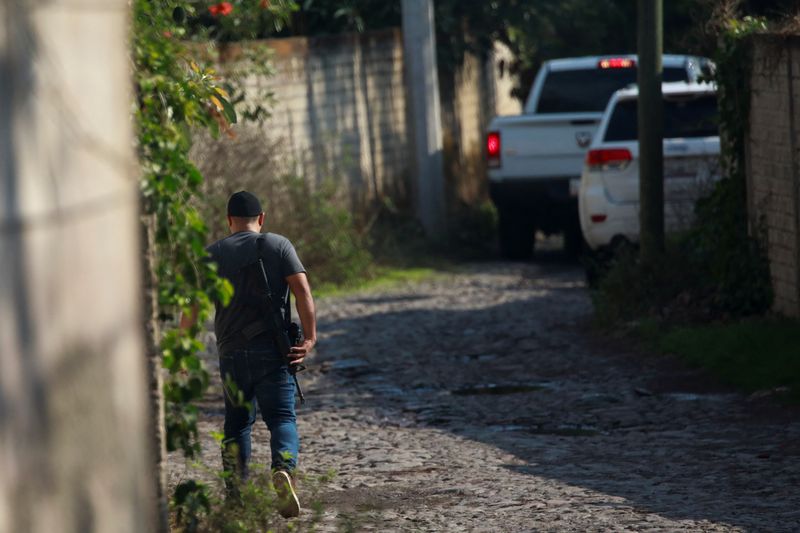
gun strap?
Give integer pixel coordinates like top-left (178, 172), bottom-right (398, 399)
top-left (256, 233), bottom-right (291, 327)
top-left (256, 234), bottom-right (305, 404)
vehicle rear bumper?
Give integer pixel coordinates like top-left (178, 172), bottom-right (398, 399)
top-left (489, 177), bottom-right (578, 210)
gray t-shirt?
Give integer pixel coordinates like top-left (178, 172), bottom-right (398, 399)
top-left (206, 231), bottom-right (305, 351)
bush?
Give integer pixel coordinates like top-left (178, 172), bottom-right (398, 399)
top-left (592, 15), bottom-right (773, 326)
top-left (685, 177), bottom-right (773, 317)
top-left (192, 129), bottom-right (373, 287)
top-left (446, 200), bottom-right (498, 257)
top-left (275, 175), bottom-right (373, 287)
top-left (172, 464), bottom-right (331, 532)
top-left (593, 216), bottom-right (772, 327)
top-left (592, 239), bottom-right (702, 326)
top-left (363, 198), bottom-right (429, 265)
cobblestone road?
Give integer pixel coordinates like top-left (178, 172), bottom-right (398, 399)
top-left (175, 261), bottom-right (800, 532)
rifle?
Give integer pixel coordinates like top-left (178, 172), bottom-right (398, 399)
top-left (256, 237), bottom-right (306, 404)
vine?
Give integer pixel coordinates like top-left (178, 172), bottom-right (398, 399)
top-left (689, 15), bottom-right (772, 316)
top-left (131, 0), bottom-right (296, 467)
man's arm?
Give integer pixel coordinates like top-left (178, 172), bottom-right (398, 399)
top-left (286, 272), bottom-right (316, 365)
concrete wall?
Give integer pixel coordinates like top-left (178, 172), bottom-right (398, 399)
top-left (442, 42), bottom-right (522, 205)
top-left (195, 30), bottom-right (517, 212)
top-left (747, 35), bottom-right (800, 317)
top-left (0, 2), bottom-right (154, 531)
top-left (490, 42), bottom-right (524, 119)
top-left (206, 30), bottom-right (409, 209)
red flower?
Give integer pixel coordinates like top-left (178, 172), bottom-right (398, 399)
top-left (208, 2), bottom-right (233, 16)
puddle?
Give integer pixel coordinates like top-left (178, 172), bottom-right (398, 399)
top-left (528, 425), bottom-right (599, 437)
top-left (368, 384), bottom-right (405, 397)
top-left (489, 423), bottom-right (599, 437)
top-left (331, 358), bottom-right (370, 370)
top-left (451, 383), bottom-right (548, 396)
top-left (663, 392), bottom-right (737, 402)
top-left (579, 392), bottom-right (623, 405)
top-left (459, 353), bottom-right (499, 363)
top-left (488, 425), bottom-right (528, 433)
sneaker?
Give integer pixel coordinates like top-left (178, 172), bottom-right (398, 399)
top-left (272, 470), bottom-right (300, 518)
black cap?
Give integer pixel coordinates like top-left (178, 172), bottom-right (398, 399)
top-left (227, 191), bottom-right (262, 217)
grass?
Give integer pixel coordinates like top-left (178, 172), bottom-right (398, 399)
top-left (638, 318), bottom-right (800, 402)
top-left (314, 265), bottom-right (442, 298)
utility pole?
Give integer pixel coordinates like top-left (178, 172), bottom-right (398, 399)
top-left (637, 0), bottom-right (665, 262)
top-left (402, 0), bottom-right (446, 236)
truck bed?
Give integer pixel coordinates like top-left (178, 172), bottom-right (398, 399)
top-left (487, 112), bottom-right (602, 181)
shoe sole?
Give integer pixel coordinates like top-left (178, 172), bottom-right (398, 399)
top-left (273, 470), bottom-right (301, 518)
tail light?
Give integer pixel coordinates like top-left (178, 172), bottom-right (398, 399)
top-left (598, 58), bottom-right (636, 69)
top-left (586, 148), bottom-right (632, 171)
top-left (487, 131), bottom-right (501, 168)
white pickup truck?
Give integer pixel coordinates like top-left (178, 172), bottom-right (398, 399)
top-left (486, 54), bottom-right (712, 259)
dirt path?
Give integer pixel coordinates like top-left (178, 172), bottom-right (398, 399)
top-left (174, 261), bottom-right (800, 532)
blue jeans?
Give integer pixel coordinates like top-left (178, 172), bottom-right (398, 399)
top-left (219, 341), bottom-right (298, 484)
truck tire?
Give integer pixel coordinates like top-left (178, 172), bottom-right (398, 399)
top-left (564, 222), bottom-right (583, 258)
top-left (498, 209), bottom-right (535, 260)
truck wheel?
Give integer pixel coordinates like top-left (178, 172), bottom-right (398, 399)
top-left (564, 222), bottom-right (583, 258)
top-left (498, 209), bottom-right (535, 260)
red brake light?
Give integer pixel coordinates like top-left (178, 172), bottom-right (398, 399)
top-left (487, 131), bottom-right (501, 168)
top-left (598, 58), bottom-right (635, 69)
top-left (586, 148), bottom-right (632, 169)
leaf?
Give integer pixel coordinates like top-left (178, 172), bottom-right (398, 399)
top-left (214, 86), bottom-right (230, 100)
top-left (219, 95), bottom-right (237, 124)
top-left (209, 94), bottom-right (224, 111)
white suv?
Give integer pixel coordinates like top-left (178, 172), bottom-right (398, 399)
top-left (578, 82), bottom-right (720, 254)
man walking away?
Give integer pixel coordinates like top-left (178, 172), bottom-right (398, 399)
top-left (204, 190), bottom-right (317, 518)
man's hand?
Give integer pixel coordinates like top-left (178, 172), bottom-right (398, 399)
top-left (288, 338), bottom-right (315, 366)
top-left (286, 272), bottom-right (317, 367)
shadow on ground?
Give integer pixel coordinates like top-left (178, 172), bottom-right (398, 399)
top-left (304, 258), bottom-right (800, 530)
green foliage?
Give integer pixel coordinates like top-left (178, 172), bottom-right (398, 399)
top-left (272, 1), bottom-right (795, 102)
top-left (134, 0), bottom-right (233, 458)
top-left (132, 0), bottom-right (297, 459)
top-left (291, 0), bottom-right (400, 34)
top-left (593, 14), bottom-right (773, 325)
top-left (191, 0), bottom-right (300, 42)
top-left (447, 201), bottom-right (498, 257)
top-left (275, 176), bottom-right (373, 286)
top-left (686, 15), bottom-right (772, 316)
top-left (172, 464), bottom-right (332, 532)
top-left (173, 480), bottom-right (212, 532)
top-left (592, 242), bottom-right (694, 326)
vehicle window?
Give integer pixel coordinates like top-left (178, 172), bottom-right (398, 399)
top-left (603, 94), bottom-right (719, 141)
top-left (536, 66), bottom-right (688, 113)
top-left (663, 67), bottom-right (689, 82)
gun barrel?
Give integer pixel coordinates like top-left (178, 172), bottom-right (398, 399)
top-left (293, 374), bottom-right (305, 404)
